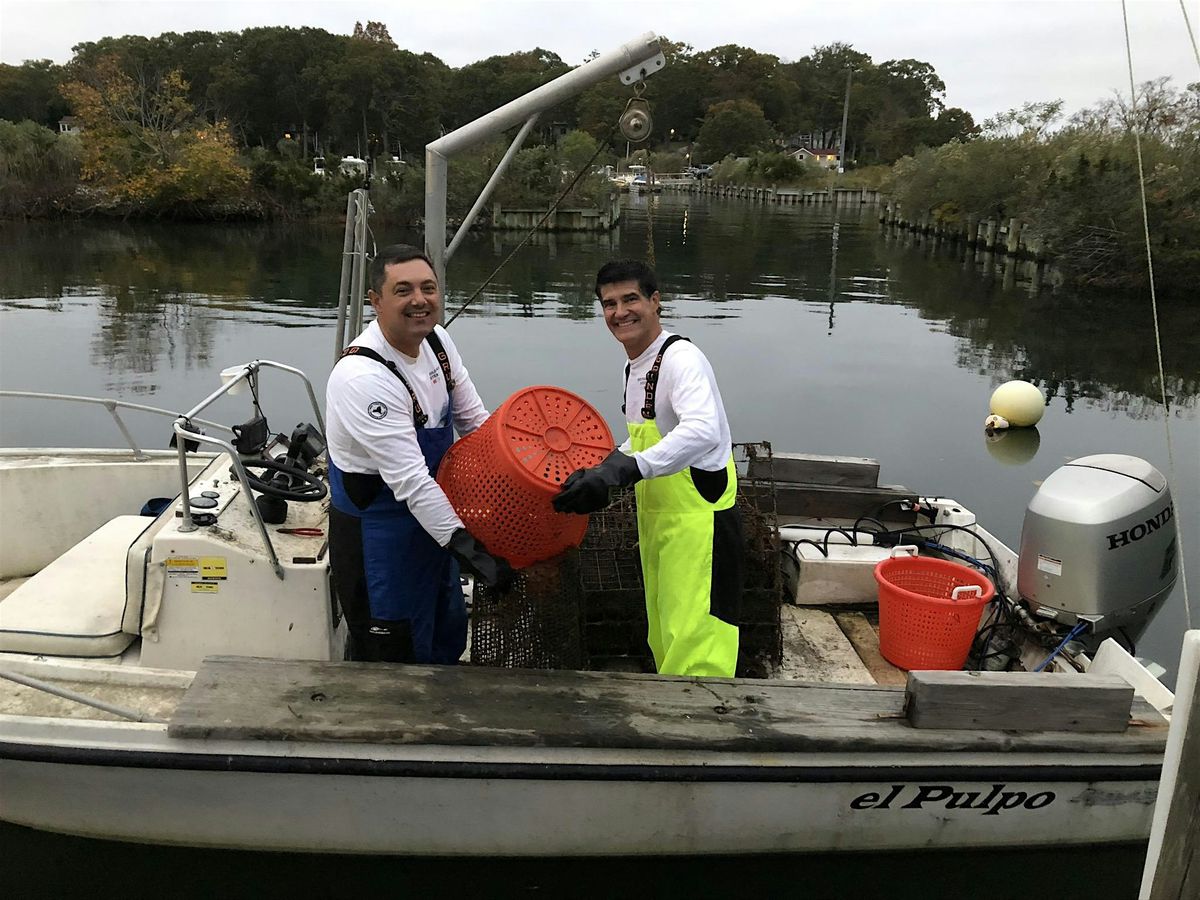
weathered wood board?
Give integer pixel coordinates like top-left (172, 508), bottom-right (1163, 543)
top-left (768, 483), bottom-right (918, 521)
top-left (906, 671), bottom-right (1142, 733)
top-left (1147, 633), bottom-right (1199, 900)
top-left (777, 607), bottom-right (875, 684)
top-left (1148, 709), bottom-right (1200, 899)
top-left (746, 452), bottom-right (880, 488)
top-left (834, 611), bottom-right (908, 687)
top-left (168, 656), bottom-right (1169, 754)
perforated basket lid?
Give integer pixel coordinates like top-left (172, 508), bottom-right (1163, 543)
top-left (497, 386), bottom-right (615, 490)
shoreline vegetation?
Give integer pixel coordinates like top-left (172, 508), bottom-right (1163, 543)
top-left (0, 24), bottom-right (1196, 295)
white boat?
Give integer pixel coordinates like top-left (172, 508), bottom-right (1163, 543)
top-left (610, 165), bottom-right (641, 192)
top-left (0, 357), bottom-right (1178, 855)
top-left (0, 31), bottom-right (1182, 858)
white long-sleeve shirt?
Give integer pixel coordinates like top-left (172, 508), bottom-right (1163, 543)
top-left (326, 321), bottom-right (489, 546)
top-left (619, 330), bottom-right (733, 479)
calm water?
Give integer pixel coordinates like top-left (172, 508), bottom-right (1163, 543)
top-left (0, 195), bottom-right (1194, 892)
top-left (0, 824), bottom-right (1150, 899)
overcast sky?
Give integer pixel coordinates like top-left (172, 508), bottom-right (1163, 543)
top-left (1, 0), bottom-right (1196, 120)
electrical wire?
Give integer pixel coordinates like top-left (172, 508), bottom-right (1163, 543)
top-left (872, 522), bottom-right (1004, 576)
top-left (852, 515), bottom-right (889, 536)
top-left (1033, 621), bottom-right (1088, 672)
top-left (783, 538), bottom-right (829, 558)
top-left (822, 526), bottom-right (858, 554)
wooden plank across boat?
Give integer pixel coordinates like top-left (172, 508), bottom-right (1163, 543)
top-left (169, 656), bottom-right (1168, 754)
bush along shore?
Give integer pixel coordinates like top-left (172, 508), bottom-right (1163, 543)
top-left (0, 116), bottom-right (612, 226)
top-left (880, 92), bottom-right (1199, 298)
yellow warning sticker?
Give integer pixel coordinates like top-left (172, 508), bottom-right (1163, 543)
top-left (165, 557), bottom-right (199, 577)
top-left (191, 582), bottom-right (219, 594)
top-left (199, 557), bottom-right (227, 580)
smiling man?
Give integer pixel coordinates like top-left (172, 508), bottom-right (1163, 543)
top-left (325, 244), bottom-right (512, 664)
top-left (554, 259), bottom-right (744, 678)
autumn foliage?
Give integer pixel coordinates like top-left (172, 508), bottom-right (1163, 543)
top-left (60, 56), bottom-right (248, 215)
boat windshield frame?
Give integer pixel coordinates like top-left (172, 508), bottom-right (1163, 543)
top-left (171, 360), bottom-right (324, 579)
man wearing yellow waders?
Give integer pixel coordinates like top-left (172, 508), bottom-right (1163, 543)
top-left (554, 260), bottom-right (743, 677)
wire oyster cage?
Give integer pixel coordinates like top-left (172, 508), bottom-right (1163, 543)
top-left (470, 551), bottom-right (585, 670)
top-left (470, 442), bottom-right (783, 678)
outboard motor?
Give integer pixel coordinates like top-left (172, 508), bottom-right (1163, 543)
top-left (1018, 454), bottom-right (1177, 646)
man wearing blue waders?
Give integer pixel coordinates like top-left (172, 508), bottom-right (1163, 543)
top-left (326, 245), bottom-right (513, 663)
top-left (554, 260), bottom-right (744, 677)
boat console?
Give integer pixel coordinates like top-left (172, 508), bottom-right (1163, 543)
top-left (0, 360), bottom-right (346, 669)
top-left (135, 451), bottom-right (341, 668)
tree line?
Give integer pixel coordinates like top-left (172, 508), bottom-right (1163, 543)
top-left (1, 23), bottom-right (1194, 296)
top-left (0, 24), bottom-right (973, 219)
top-left (1, 27), bottom-right (970, 161)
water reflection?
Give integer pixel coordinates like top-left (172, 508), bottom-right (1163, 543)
top-left (984, 427), bottom-right (1042, 466)
top-left (1, 201), bottom-right (1195, 411)
top-left (874, 230), bottom-right (1196, 416)
top-left (0, 199), bottom-right (1195, 679)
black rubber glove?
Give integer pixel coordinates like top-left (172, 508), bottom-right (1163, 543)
top-left (552, 450), bottom-right (643, 515)
top-left (447, 528), bottom-right (515, 592)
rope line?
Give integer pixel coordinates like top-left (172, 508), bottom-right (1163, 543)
top-left (1179, 0), bottom-right (1200, 71)
top-left (445, 129), bottom-right (616, 327)
top-left (1121, 0), bottom-right (1191, 629)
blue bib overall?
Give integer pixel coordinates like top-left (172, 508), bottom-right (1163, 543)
top-left (328, 337), bottom-right (466, 664)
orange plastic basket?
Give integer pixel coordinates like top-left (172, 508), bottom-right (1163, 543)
top-left (436, 386), bottom-right (614, 568)
top-left (873, 553), bottom-right (995, 671)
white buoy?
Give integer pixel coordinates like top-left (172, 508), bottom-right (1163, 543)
top-left (984, 414), bottom-right (1010, 434)
top-left (990, 381), bottom-right (1045, 427)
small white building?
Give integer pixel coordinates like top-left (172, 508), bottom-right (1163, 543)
top-left (791, 147), bottom-right (840, 169)
top-left (312, 156), bottom-right (369, 177)
top-left (58, 116), bottom-right (82, 135)
top-left (338, 156), bottom-right (367, 177)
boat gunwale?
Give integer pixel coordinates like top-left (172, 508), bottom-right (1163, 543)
top-left (0, 735), bottom-right (1165, 784)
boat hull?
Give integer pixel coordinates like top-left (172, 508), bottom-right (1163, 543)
top-left (0, 727), bottom-right (1159, 855)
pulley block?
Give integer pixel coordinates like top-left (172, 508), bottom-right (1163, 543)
top-left (619, 98), bottom-right (653, 143)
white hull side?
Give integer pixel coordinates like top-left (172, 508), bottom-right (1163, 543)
top-left (0, 727), bottom-right (1159, 855)
top-left (0, 450), bottom-right (213, 578)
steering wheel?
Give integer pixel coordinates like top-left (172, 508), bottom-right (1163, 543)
top-left (239, 456), bottom-right (328, 502)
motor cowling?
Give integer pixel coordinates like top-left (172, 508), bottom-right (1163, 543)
top-left (1017, 454), bottom-right (1177, 632)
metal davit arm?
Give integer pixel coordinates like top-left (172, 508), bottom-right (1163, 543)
top-left (424, 32), bottom-right (666, 300)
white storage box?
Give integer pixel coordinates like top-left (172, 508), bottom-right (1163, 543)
top-left (784, 540), bottom-right (917, 606)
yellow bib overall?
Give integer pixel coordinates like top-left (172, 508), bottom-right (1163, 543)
top-left (627, 336), bottom-right (741, 677)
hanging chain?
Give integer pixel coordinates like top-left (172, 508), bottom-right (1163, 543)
top-left (645, 187), bottom-right (657, 269)
top-left (630, 78), bottom-right (655, 267)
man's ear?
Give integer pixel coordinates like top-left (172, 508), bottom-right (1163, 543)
top-left (651, 291), bottom-right (662, 317)
top-left (367, 290), bottom-right (381, 311)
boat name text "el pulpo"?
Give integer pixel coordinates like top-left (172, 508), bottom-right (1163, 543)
top-left (850, 784), bottom-right (1056, 815)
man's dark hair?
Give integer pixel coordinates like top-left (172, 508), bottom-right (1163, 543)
top-left (369, 244), bottom-right (435, 295)
top-left (594, 259), bottom-right (658, 302)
